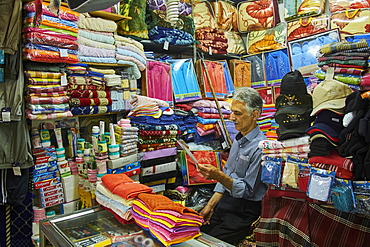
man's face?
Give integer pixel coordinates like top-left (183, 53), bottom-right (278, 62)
top-left (230, 100), bottom-right (256, 135)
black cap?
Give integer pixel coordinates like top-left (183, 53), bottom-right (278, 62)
top-left (280, 70), bottom-right (307, 95)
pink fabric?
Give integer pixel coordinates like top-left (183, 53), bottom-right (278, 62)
top-left (146, 61), bottom-right (173, 102)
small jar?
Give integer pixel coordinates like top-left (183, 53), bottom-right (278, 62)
top-left (92, 126), bottom-right (100, 137)
top-left (109, 152), bottom-right (120, 160)
top-left (56, 147), bottom-right (65, 155)
top-left (108, 144), bottom-right (119, 153)
top-left (76, 150), bottom-right (84, 158)
top-left (97, 141), bottom-right (108, 153)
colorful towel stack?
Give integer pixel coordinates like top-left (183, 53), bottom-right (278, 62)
top-left (114, 120), bottom-right (139, 157)
top-left (67, 64), bottom-right (113, 115)
top-left (315, 38), bottom-right (370, 90)
top-left (22, 1), bottom-right (80, 63)
top-left (114, 35), bottom-right (147, 80)
top-left (258, 104), bottom-right (278, 140)
top-left (132, 193), bottom-right (203, 246)
top-left (96, 173), bottom-right (154, 223)
top-left (174, 103), bottom-right (198, 142)
top-left (77, 15), bottom-right (117, 64)
top-left (25, 63), bottom-right (73, 120)
top-left (191, 99), bottom-right (231, 145)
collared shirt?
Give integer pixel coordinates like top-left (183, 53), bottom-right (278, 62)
top-left (214, 126), bottom-right (267, 201)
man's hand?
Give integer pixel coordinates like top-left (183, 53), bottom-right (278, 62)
top-left (197, 163), bottom-right (220, 180)
top-left (199, 204), bottom-right (214, 225)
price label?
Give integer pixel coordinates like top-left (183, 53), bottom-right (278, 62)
top-left (163, 41), bottom-right (169, 50)
top-left (59, 49), bottom-right (68, 57)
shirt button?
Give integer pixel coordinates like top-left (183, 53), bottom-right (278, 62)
top-left (239, 145), bottom-right (242, 148)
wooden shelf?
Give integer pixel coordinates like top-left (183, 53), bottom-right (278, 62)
top-left (88, 11), bottom-right (131, 22)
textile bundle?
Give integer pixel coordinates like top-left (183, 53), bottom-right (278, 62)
top-left (22, 1), bottom-right (80, 64)
top-left (114, 123), bottom-right (139, 157)
top-left (132, 193), bottom-right (203, 246)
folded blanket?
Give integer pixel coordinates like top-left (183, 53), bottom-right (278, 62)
top-left (24, 24), bottom-right (78, 37)
top-left (69, 98), bottom-right (112, 107)
top-left (23, 27), bottom-right (77, 41)
top-left (24, 17), bottom-right (78, 33)
top-left (68, 90), bottom-right (110, 98)
top-left (78, 29), bottom-right (115, 45)
top-left (114, 35), bottom-right (144, 51)
top-left (134, 123), bottom-right (178, 131)
top-left (89, 67), bottom-right (116, 75)
top-left (24, 1), bottom-right (80, 21)
top-left (26, 109), bottom-right (73, 120)
top-left (24, 48), bottom-right (79, 64)
top-left (28, 96), bottom-right (70, 105)
top-left (78, 44), bottom-right (115, 58)
top-left (70, 106), bottom-right (112, 115)
top-left (25, 70), bottom-right (63, 79)
top-left (96, 182), bottom-right (134, 206)
top-left (27, 77), bottom-right (61, 85)
top-left (28, 85), bottom-right (66, 93)
top-left (116, 53), bottom-right (146, 70)
top-left (27, 103), bottom-right (69, 114)
top-left (116, 44), bottom-right (146, 60)
top-left (78, 55), bottom-right (117, 64)
top-left (77, 36), bottom-right (116, 50)
top-left (26, 12), bottom-right (78, 28)
top-left (148, 26), bottom-right (194, 45)
top-left (78, 16), bottom-right (117, 32)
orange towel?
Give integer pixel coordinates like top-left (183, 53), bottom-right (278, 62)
top-left (101, 173), bottom-right (133, 192)
top-left (138, 193), bottom-right (199, 215)
top-left (113, 183), bottom-right (154, 200)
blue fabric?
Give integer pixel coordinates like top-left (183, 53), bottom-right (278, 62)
top-left (194, 131), bottom-right (216, 144)
top-left (148, 26), bottom-right (194, 45)
top-left (167, 59), bottom-right (202, 102)
top-left (115, 48), bottom-right (147, 65)
top-left (218, 60), bottom-right (234, 95)
top-left (345, 34), bottom-right (370, 44)
top-left (26, 12), bottom-right (78, 28)
top-left (264, 49), bottom-right (290, 85)
top-left (70, 106), bottom-right (112, 115)
top-left (24, 43), bottom-right (78, 55)
top-left (78, 56), bottom-right (117, 64)
top-left (196, 116), bottom-right (219, 125)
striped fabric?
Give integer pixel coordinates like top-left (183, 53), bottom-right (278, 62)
top-left (255, 191), bottom-right (370, 247)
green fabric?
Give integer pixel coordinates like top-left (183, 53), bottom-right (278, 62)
top-left (146, 9), bottom-right (195, 36)
top-left (117, 0), bottom-right (148, 39)
top-left (315, 72), bottom-right (361, 85)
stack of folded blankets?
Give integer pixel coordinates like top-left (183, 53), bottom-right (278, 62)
top-left (174, 102), bottom-right (198, 143)
top-left (23, 1), bottom-right (80, 64)
top-left (114, 119), bottom-right (139, 158)
top-left (258, 103), bottom-right (278, 140)
top-left (67, 64), bottom-right (113, 115)
top-left (96, 173), bottom-right (154, 224)
top-left (114, 35), bottom-right (146, 80)
top-left (132, 193), bottom-right (203, 246)
top-left (25, 63), bottom-right (73, 120)
top-left (191, 99), bottom-right (231, 144)
top-left (315, 38), bottom-right (370, 90)
top-left (77, 15), bottom-right (117, 64)
top-left (195, 27), bottom-right (228, 54)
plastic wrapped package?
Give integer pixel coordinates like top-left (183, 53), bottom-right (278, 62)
top-left (261, 156), bottom-right (283, 186)
top-left (353, 181), bottom-right (370, 216)
top-left (27, 103), bottom-right (70, 114)
top-left (23, 48), bottom-right (79, 64)
top-left (23, 1), bottom-right (80, 21)
top-left (331, 178), bottom-right (356, 213)
top-left (24, 27), bottom-right (77, 41)
top-left (24, 18), bottom-right (78, 33)
top-left (307, 168), bottom-right (336, 202)
top-left (24, 43), bottom-right (77, 55)
top-left (186, 185), bottom-right (215, 212)
top-left (24, 24), bottom-right (78, 38)
top-left (24, 32), bottom-right (79, 50)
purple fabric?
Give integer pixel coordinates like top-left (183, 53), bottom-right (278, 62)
top-left (149, 219), bottom-right (199, 233)
top-left (78, 44), bottom-right (116, 58)
top-left (149, 222), bottom-right (199, 242)
top-left (141, 147), bottom-right (177, 160)
top-left (195, 106), bottom-right (231, 114)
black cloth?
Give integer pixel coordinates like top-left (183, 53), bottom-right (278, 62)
top-left (140, 155), bottom-right (177, 168)
top-left (0, 168), bottom-right (30, 205)
top-left (201, 192), bottom-right (261, 245)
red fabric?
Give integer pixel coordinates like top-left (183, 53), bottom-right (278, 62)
top-left (197, 111), bottom-right (230, 119)
top-left (68, 90), bottom-right (110, 98)
top-left (112, 183), bottom-right (154, 200)
top-left (24, 32), bottom-right (78, 50)
top-left (185, 151), bottom-right (219, 185)
top-left (312, 163), bottom-right (354, 180)
top-left (101, 206), bottom-right (134, 225)
top-left (256, 193), bottom-right (370, 247)
top-left (309, 150), bottom-right (354, 171)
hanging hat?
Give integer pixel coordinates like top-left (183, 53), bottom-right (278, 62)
top-left (275, 93), bottom-right (312, 110)
top-left (280, 70), bottom-right (307, 95)
top-left (311, 79), bottom-right (352, 116)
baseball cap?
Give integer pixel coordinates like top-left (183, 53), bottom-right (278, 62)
top-left (306, 110), bottom-right (344, 143)
top-left (280, 70), bottom-right (308, 95)
top-left (275, 93), bottom-right (312, 110)
top-left (275, 106), bottom-right (312, 137)
top-left (311, 79), bottom-right (352, 116)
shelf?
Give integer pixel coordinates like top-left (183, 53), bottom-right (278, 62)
top-left (73, 110), bottom-right (129, 117)
top-left (88, 11), bottom-right (131, 22)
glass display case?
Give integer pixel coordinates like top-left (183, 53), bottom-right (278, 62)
top-left (39, 206), bottom-right (233, 247)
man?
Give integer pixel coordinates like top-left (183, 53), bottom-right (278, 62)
top-left (198, 87), bottom-right (268, 245)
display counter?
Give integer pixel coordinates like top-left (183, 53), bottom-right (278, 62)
top-left (40, 206), bottom-right (233, 247)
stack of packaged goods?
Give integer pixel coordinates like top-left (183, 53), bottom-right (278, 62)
top-left (24, 63), bottom-right (73, 120)
top-left (77, 15), bottom-right (117, 64)
top-left (67, 64), bottom-right (113, 115)
top-left (132, 193), bottom-right (203, 246)
top-left (128, 96), bottom-right (179, 191)
top-left (23, 1), bottom-right (80, 63)
top-left (174, 102), bottom-right (198, 143)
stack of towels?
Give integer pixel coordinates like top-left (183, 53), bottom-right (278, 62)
top-left (132, 193), bottom-right (203, 246)
top-left (23, 1), bottom-right (79, 64)
top-left (114, 119), bottom-right (139, 158)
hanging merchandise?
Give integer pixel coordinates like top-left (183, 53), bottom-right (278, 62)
top-left (117, 0), bottom-right (148, 39)
top-left (211, 0), bottom-right (238, 32)
top-left (261, 156), bottom-right (283, 186)
top-left (228, 59), bottom-right (251, 88)
top-left (145, 60), bottom-right (173, 103)
top-left (218, 60), bottom-right (235, 95)
top-left (195, 60), bottom-right (228, 99)
top-left (237, 0), bottom-right (280, 32)
top-left (224, 31), bottom-right (246, 54)
top-left (330, 9), bottom-right (370, 40)
top-left (167, 59), bottom-right (202, 102)
top-left (245, 22), bottom-right (287, 55)
top-left (283, 0), bottom-right (325, 21)
top-left (192, 0), bottom-right (217, 29)
top-left (264, 49), bottom-right (291, 86)
top-left (195, 27), bottom-right (228, 54)
top-left (243, 54), bottom-right (267, 88)
top-left (307, 167), bottom-right (336, 202)
top-left (329, 0), bottom-right (370, 13)
top-left (287, 15), bottom-right (329, 41)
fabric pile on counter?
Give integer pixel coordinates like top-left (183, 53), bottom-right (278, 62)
top-left (315, 39), bottom-right (370, 90)
top-left (24, 63), bottom-right (72, 120)
top-left (67, 64), bottom-right (113, 115)
top-left (95, 173), bottom-right (154, 224)
top-left (77, 15), bottom-right (117, 64)
top-left (131, 193), bottom-right (203, 246)
top-left (114, 35), bottom-right (146, 79)
top-left (22, 1), bottom-right (80, 63)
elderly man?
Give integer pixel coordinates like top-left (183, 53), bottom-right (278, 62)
top-left (198, 87), bottom-right (268, 245)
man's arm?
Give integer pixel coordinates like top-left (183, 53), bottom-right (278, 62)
top-left (199, 192), bottom-right (224, 224)
top-left (198, 163), bottom-right (233, 191)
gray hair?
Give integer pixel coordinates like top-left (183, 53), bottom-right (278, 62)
top-left (233, 87), bottom-right (263, 115)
